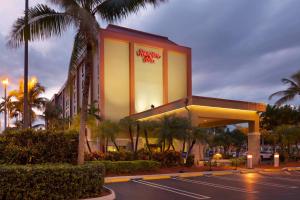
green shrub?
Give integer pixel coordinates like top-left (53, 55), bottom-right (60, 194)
top-left (104, 151), bottom-right (135, 161)
top-left (1, 129), bottom-right (78, 164)
top-left (152, 151), bottom-right (182, 167)
top-left (0, 163), bottom-right (105, 200)
top-left (136, 148), bottom-right (151, 160)
top-left (185, 155), bottom-right (195, 167)
top-left (0, 137), bottom-right (7, 161)
top-left (85, 150), bottom-right (182, 167)
top-left (230, 158), bottom-right (246, 166)
top-left (91, 160), bottom-right (160, 174)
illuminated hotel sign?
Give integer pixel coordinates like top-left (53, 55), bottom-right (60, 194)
top-left (136, 49), bottom-right (161, 63)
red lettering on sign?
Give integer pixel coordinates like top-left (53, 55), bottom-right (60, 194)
top-left (136, 49), bottom-right (161, 63)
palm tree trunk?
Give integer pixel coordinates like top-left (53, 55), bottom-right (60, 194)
top-left (187, 139), bottom-right (196, 157)
top-left (112, 139), bottom-right (120, 152)
top-left (171, 142), bottom-right (175, 151)
top-left (23, 0), bottom-right (30, 129)
top-left (166, 143), bottom-right (171, 151)
top-left (85, 128), bottom-right (92, 153)
top-left (182, 138), bottom-right (186, 152)
top-left (77, 41), bottom-right (93, 165)
top-left (135, 122), bottom-right (140, 153)
top-left (129, 126), bottom-right (134, 152)
top-left (105, 137), bottom-right (108, 153)
top-left (144, 129), bottom-right (151, 153)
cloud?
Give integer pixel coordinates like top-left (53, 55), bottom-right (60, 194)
top-left (1, 0), bottom-right (300, 106)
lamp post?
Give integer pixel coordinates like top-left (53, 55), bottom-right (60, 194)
top-left (2, 79), bottom-right (9, 130)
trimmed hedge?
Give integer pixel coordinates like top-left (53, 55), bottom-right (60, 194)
top-left (91, 160), bottom-right (160, 174)
top-left (0, 163), bottom-right (105, 200)
top-left (85, 150), bottom-right (186, 167)
top-left (0, 129), bottom-right (78, 164)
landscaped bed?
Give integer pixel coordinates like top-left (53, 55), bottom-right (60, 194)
top-left (0, 163), bottom-right (105, 200)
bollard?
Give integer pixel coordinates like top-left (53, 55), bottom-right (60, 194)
top-left (247, 154), bottom-right (253, 169)
top-left (274, 153), bottom-right (279, 167)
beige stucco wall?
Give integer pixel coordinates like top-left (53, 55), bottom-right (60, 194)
top-left (134, 44), bottom-right (163, 113)
top-left (104, 39), bottom-right (130, 121)
top-left (168, 51), bottom-right (187, 102)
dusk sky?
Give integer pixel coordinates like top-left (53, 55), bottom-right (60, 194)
top-left (0, 0), bottom-right (299, 105)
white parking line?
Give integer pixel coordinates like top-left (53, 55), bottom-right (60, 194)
top-left (258, 173), bottom-right (300, 183)
top-left (173, 177), bottom-right (258, 194)
top-left (211, 175), bottom-right (298, 189)
top-left (132, 180), bottom-right (210, 199)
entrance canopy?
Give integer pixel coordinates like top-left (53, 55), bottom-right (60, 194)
top-left (130, 96), bottom-right (266, 165)
top-left (130, 96), bottom-right (265, 128)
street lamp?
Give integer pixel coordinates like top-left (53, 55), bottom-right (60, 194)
top-left (1, 78), bottom-right (9, 130)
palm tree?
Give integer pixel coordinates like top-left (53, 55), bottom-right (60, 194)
top-left (8, 0), bottom-right (165, 164)
top-left (23, 0), bottom-right (30, 129)
top-left (157, 115), bottom-right (189, 152)
top-left (269, 71), bottom-right (300, 105)
top-left (8, 78), bottom-right (47, 127)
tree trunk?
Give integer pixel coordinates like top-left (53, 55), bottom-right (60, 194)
top-left (171, 142), bottom-right (175, 151)
top-left (23, 0), bottom-right (30, 129)
top-left (100, 135), bottom-right (105, 153)
top-left (187, 139), bottom-right (196, 157)
top-left (144, 129), bottom-right (152, 153)
top-left (77, 42), bottom-right (93, 165)
top-left (166, 142), bottom-right (171, 151)
top-left (85, 128), bottom-right (92, 153)
top-left (135, 122), bottom-right (140, 153)
top-left (105, 137), bottom-right (108, 153)
top-left (112, 139), bottom-right (120, 152)
top-left (129, 126), bottom-right (134, 152)
top-left (182, 138), bottom-right (186, 152)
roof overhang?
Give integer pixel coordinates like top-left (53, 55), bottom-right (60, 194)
top-left (130, 96), bottom-right (266, 121)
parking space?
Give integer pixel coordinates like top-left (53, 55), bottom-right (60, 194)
top-left (106, 171), bottom-right (300, 200)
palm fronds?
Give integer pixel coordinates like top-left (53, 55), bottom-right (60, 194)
top-left (269, 71), bottom-right (300, 106)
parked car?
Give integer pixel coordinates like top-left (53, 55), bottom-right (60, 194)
top-left (260, 151), bottom-right (273, 160)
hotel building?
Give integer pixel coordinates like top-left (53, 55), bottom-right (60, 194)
top-left (51, 25), bottom-right (265, 165)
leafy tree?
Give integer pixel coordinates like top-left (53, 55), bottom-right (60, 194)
top-left (213, 128), bottom-right (232, 156)
top-left (186, 127), bottom-right (208, 157)
top-left (98, 120), bottom-right (120, 152)
top-left (260, 104), bottom-right (300, 131)
top-left (230, 129), bottom-right (247, 156)
top-left (8, 0), bottom-right (165, 164)
top-left (119, 117), bottom-right (136, 152)
top-left (269, 71), bottom-right (300, 105)
top-left (43, 101), bottom-right (64, 130)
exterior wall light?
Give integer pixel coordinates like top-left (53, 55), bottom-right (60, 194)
top-left (274, 153), bottom-right (279, 167)
top-left (247, 154), bottom-right (253, 169)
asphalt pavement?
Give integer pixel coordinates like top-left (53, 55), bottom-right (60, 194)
top-left (106, 171), bottom-right (300, 200)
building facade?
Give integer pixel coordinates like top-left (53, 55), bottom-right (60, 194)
top-left (51, 25), bottom-right (265, 165)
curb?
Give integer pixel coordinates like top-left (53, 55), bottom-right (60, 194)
top-left (82, 187), bottom-right (116, 200)
top-left (261, 168), bottom-right (282, 172)
top-left (282, 167), bottom-right (300, 171)
top-left (104, 170), bottom-right (238, 184)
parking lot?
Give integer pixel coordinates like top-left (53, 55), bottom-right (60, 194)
top-left (106, 171), bottom-right (300, 200)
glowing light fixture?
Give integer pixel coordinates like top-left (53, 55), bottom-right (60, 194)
top-left (1, 78), bottom-right (9, 86)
